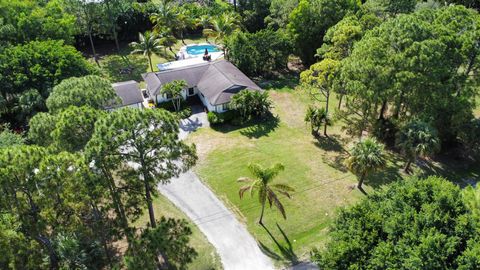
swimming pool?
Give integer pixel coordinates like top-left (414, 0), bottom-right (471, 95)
top-left (186, 44), bottom-right (220, 55)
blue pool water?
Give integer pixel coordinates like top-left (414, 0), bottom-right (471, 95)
top-left (186, 44), bottom-right (220, 55)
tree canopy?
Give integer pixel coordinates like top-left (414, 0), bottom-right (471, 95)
top-left (313, 176), bottom-right (480, 269)
top-left (46, 75), bottom-right (118, 113)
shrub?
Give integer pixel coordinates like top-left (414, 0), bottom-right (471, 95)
top-left (230, 90), bottom-right (272, 121)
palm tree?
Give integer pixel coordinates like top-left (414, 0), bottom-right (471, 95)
top-left (160, 80), bottom-right (187, 112)
top-left (155, 26), bottom-right (177, 57)
top-left (150, 0), bottom-right (176, 33)
top-left (345, 138), bottom-right (386, 189)
top-left (395, 120), bottom-right (440, 173)
top-left (130, 31), bottom-right (163, 72)
top-left (174, 8), bottom-right (195, 45)
top-left (304, 106), bottom-right (329, 137)
top-left (196, 15), bottom-right (212, 42)
top-left (202, 12), bottom-right (240, 45)
top-left (238, 163), bottom-right (295, 225)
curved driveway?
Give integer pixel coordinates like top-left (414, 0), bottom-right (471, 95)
top-left (159, 109), bottom-right (274, 270)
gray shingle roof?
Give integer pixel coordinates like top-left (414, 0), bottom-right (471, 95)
top-left (111, 80), bottom-right (143, 106)
top-left (142, 60), bottom-right (262, 105)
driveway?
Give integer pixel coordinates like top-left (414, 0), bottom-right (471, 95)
top-left (159, 108), bottom-right (275, 270)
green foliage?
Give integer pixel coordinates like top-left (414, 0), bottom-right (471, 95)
top-left (207, 110), bottom-right (236, 125)
top-left (317, 13), bottom-right (380, 60)
top-left (52, 106), bottom-right (105, 152)
top-left (237, 0), bottom-right (272, 32)
top-left (202, 12), bottom-right (240, 44)
top-left (238, 163), bottom-right (294, 224)
top-left (125, 217), bottom-right (197, 270)
top-left (230, 90), bottom-right (272, 121)
top-left (458, 118), bottom-right (480, 160)
top-left (46, 75), bottom-right (118, 113)
top-left (395, 119), bottom-right (441, 172)
top-left (0, 40), bottom-right (93, 125)
top-left (161, 80), bottom-right (188, 112)
top-left (304, 106), bottom-right (329, 136)
top-left (265, 0), bottom-right (299, 29)
top-left (0, 125), bottom-right (24, 148)
top-left (337, 6), bottom-right (480, 143)
top-left (226, 29), bottom-right (292, 76)
top-left (364, 0), bottom-right (417, 17)
top-left (86, 108), bottom-right (197, 228)
top-left (0, 0), bottom-right (76, 45)
top-left (287, 0), bottom-right (358, 65)
top-left (27, 112), bottom-right (57, 147)
top-left (345, 138), bottom-right (386, 188)
top-left (313, 176), bottom-right (480, 269)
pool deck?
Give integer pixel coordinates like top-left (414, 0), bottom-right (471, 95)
top-left (158, 51), bottom-right (224, 71)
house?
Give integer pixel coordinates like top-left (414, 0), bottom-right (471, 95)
top-left (142, 60), bottom-right (262, 113)
top-left (111, 80), bottom-right (144, 109)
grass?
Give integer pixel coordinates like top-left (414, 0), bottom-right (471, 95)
top-left (134, 195), bottom-right (222, 270)
top-left (188, 76), bottom-right (480, 267)
top-left (188, 81), bottom-right (366, 266)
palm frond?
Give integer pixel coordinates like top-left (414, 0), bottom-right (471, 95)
top-left (239, 185), bottom-right (253, 199)
top-left (267, 189), bottom-right (287, 219)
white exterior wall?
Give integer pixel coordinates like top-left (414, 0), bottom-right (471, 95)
top-left (198, 91), bottom-right (216, 112)
top-left (155, 89), bottom-right (189, 104)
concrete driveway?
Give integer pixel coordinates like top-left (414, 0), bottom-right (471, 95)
top-left (158, 108), bottom-right (275, 270)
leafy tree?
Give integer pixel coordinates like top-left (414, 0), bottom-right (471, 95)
top-left (160, 80), bottom-right (187, 112)
top-left (52, 106), bottom-right (105, 152)
top-left (304, 106), bottom-right (328, 137)
top-left (174, 7), bottom-right (196, 45)
top-left (317, 13), bottom-right (381, 61)
top-left (364, 0), bottom-right (417, 18)
top-left (287, 0), bottom-right (358, 65)
top-left (0, 0), bottom-right (76, 45)
top-left (101, 0), bottom-right (135, 53)
top-left (238, 163), bottom-right (294, 225)
top-left (125, 217), bottom-right (197, 270)
top-left (230, 90), bottom-right (272, 121)
top-left (345, 138), bottom-right (386, 189)
top-left (300, 58), bottom-right (339, 135)
top-left (395, 120), bottom-right (441, 173)
top-left (265, 0), bottom-right (299, 29)
top-left (237, 0), bottom-right (272, 32)
top-left (46, 75), bottom-right (118, 113)
top-left (0, 125), bottom-right (24, 148)
top-left (86, 108), bottom-right (197, 229)
top-left (130, 31), bottom-right (163, 72)
top-left (226, 29), bottom-right (292, 76)
top-left (337, 6), bottom-right (480, 143)
top-left (312, 176), bottom-right (480, 269)
top-left (0, 40), bottom-right (93, 126)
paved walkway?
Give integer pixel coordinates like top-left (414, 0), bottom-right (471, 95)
top-left (158, 109), bottom-right (275, 270)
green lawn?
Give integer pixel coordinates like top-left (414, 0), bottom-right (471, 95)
top-left (134, 195), bottom-right (222, 270)
top-left (189, 81), bottom-right (367, 266)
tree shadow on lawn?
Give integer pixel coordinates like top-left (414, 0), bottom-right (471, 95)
top-left (211, 115), bottom-right (280, 139)
top-left (100, 54), bottom-right (148, 82)
top-left (417, 155), bottom-right (480, 187)
top-left (313, 134), bottom-right (346, 153)
top-left (258, 223), bottom-right (298, 264)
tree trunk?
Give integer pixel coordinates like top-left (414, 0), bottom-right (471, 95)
top-left (404, 160), bottom-right (412, 173)
top-left (233, 0), bottom-right (237, 10)
top-left (113, 26), bottom-right (120, 53)
top-left (338, 94), bottom-right (344, 109)
top-left (357, 172), bottom-right (366, 189)
top-left (148, 55), bottom-right (154, 72)
top-left (144, 180), bottom-right (156, 228)
top-left (258, 201), bottom-right (265, 225)
top-left (378, 100), bottom-right (387, 120)
top-left (323, 121), bottom-right (328, 137)
top-left (88, 29), bottom-right (100, 67)
top-left (35, 235), bottom-right (59, 270)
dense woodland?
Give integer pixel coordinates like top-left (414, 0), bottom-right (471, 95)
top-left (1, 0), bottom-right (480, 269)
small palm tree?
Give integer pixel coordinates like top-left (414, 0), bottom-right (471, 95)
top-left (130, 31), bottom-right (163, 72)
top-left (345, 138), bottom-right (386, 189)
top-left (395, 120), bottom-right (440, 173)
top-left (238, 163), bottom-right (294, 225)
top-left (196, 15), bottom-right (212, 42)
top-left (305, 106), bottom-right (329, 137)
